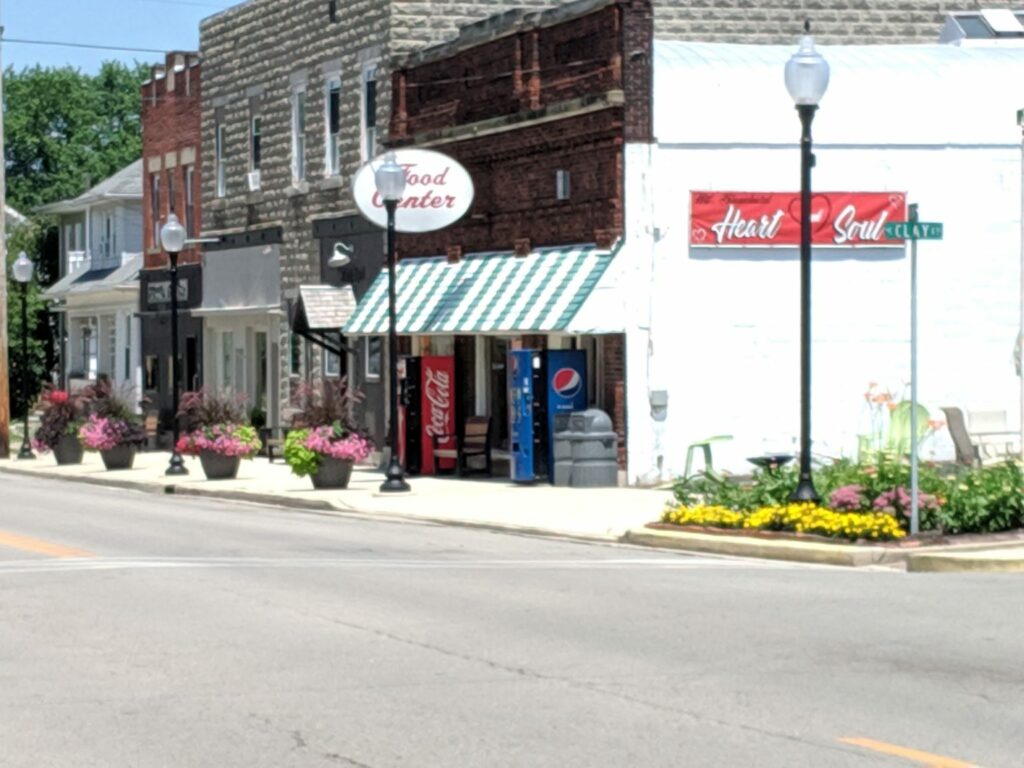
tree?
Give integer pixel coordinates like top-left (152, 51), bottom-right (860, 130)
top-left (3, 61), bottom-right (149, 420)
top-left (4, 61), bottom-right (149, 212)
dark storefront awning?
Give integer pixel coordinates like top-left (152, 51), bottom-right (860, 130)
top-left (290, 284), bottom-right (357, 356)
top-left (343, 244), bottom-right (618, 335)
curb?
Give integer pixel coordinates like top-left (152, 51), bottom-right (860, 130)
top-left (622, 527), bottom-right (907, 567)
top-left (0, 465), bottom-right (624, 546)
top-left (906, 552), bottom-right (1024, 573)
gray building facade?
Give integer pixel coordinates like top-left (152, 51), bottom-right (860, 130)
top-left (198, 0), bottom-right (1006, 444)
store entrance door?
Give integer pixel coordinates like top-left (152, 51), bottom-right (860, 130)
top-left (489, 337), bottom-right (510, 450)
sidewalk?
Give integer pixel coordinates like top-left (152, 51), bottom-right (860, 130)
top-left (0, 451), bottom-right (669, 542)
top-left (4, 452), bottom-right (1023, 572)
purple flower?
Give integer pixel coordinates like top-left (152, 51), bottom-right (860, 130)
top-left (830, 484), bottom-right (866, 512)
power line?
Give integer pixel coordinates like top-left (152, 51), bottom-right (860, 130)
top-left (1, 37), bottom-right (169, 54)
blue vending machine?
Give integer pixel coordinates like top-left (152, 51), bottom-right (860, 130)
top-left (508, 349), bottom-right (587, 483)
top-left (508, 349), bottom-right (538, 483)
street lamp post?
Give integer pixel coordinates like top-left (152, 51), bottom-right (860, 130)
top-left (160, 213), bottom-right (188, 476)
top-left (785, 21), bottom-right (829, 502)
top-left (375, 151), bottom-right (410, 493)
top-left (11, 252), bottom-right (35, 460)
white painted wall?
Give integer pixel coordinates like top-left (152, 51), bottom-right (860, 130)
top-left (622, 142), bottom-right (1021, 480)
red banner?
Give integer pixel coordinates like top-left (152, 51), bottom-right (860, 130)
top-left (690, 191), bottom-right (907, 247)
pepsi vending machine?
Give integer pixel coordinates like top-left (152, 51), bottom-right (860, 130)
top-left (508, 349), bottom-right (587, 483)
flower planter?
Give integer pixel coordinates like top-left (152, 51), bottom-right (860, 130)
top-left (100, 444), bottom-right (136, 471)
top-left (311, 457), bottom-right (354, 489)
top-left (53, 434), bottom-right (84, 466)
top-left (199, 451), bottom-right (241, 480)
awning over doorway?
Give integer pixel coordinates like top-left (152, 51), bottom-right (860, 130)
top-left (293, 284), bottom-right (357, 332)
top-left (290, 284), bottom-right (357, 357)
top-left (344, 243), bottom-right (618, 335)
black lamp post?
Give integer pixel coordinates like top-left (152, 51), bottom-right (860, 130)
top-left (375, 151), bottom-right (410, 493)
top-left (160, 213), bottom-right (188, 476)
top-left (11, 252), bottom-right (35, 460)
top-left (784, 22), bottom-right (829, 503)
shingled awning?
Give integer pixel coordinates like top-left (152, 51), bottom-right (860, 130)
top-left (343, 244), bottom-right (618, 335)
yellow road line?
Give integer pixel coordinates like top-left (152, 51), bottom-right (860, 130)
top-left (839, 737), bottom-right (978, 767)
top-left (0, 530), bottom-right (95, 558)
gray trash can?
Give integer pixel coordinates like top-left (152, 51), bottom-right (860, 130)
top-left (551, 413), bottom-right (574, 487)
top-left (567, 409), bottom-right (619, 488)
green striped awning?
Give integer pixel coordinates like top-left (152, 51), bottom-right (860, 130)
top-left (343, 243), bottom-right (618, 335)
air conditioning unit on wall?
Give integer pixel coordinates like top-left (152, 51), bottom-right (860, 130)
top-left (246, 169), bottom-right (261, 191)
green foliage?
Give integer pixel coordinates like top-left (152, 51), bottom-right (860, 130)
top-left (4, 62), bottom-right (148, 211)
top-left (936, 462), bottom-right (1024, 534)
top-left (671, 457), bottom-right (1024, 536)
top-left (283, 429), bottom-right (319, 477)
top-left (5, 222), bottom-right (50, 419)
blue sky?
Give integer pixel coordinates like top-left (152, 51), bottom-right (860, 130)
top-left (1, 0), bottom-right (240, 73)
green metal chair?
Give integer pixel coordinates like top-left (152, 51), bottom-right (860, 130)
top-left (684, 435), bottom-right (733, 479)
top-left (885, 401), bottom-right (930, 457)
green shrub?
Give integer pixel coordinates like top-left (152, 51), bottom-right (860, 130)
top-left (936, 462), bottom-right (1024, 534)
top-left (283, 429), bottom-right (319, 477)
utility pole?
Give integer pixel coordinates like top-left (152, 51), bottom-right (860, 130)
top-left (0, 22), bottom-right (10, 459)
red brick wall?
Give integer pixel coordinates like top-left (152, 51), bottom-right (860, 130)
top-left (141, 53), bottom-right (202, 270)
top-left (391, 0), bottom-right (652, 259)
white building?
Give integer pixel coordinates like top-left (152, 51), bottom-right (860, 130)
top-left (39, 160), bottom-right (145, 396)
top-left (616, 41), bottom-right (1024, 481)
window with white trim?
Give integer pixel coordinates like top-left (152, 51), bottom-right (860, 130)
top-left (364, 336), bottom-right (382, 381)
top-left (215, 114), bottom-right (227, 197)
top-left (184, 165), bottom-right (195, 237)
top-left (291, 87), bottom-right (307, 183)
top-left (325, 76), bottom-right (341, 176)
top-left (360, 63), bottom-right (378, 161)
top-left (150, 172), bottom-right (160, 248)
top-left (324, 335), bottom-right (341, 377)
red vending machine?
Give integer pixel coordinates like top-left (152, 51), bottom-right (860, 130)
top-left (399, 355), bottom-right (456, 475)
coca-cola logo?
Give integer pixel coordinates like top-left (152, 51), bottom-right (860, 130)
top-left (691, 191), bottom-right (906, 247)
top-left (424, 367), bottom-right (452, 440)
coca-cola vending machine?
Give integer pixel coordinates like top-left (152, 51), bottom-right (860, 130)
top-left (400, 356), bottom-right (456, 475)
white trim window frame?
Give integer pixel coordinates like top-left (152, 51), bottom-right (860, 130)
top-left (215, 119), bottom-right (227, 197)
top-left (184, 165), bottom-right (195, 237)
top-left (360, 62), bottom-right (378, 162)
top-left (291, 86), bottom-right (307, 183)
top-left (150, 171), bottom-right (161, 249)
top-left (323, 335), bottom-right (341, 378)
top-left (363, 336), bottom-right (382, 381)
top-left (324, 75), bottom-right (342, 176)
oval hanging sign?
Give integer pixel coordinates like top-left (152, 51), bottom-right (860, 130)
top-left (352, 148), bottom-right (474, 233)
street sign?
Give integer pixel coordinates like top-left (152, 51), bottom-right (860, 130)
top-left (884, 221), bottom-right (943, 240)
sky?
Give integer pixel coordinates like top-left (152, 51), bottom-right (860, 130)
top-left (0, 0), bottom-right (240, 74)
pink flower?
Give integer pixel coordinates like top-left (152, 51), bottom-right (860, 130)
top-left (304, 426), bottom-right (372, 462)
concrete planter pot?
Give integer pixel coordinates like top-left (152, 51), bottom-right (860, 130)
top-left (53, 434), bottom-right (84, 466)
top-left (100, 444), bottom-right (136, 471)
top-left (199, 451), bottom-right (241, 480)
top-left (310, 457), bottom-right (354, 489)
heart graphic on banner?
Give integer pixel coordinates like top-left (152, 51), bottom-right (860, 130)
top-left (787, 194), bottom-right (832, 235)
top-left (692, 227), bottom-right (707, 243)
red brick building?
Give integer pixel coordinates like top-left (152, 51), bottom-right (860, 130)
top-left (139, 52), bottom-right (204, 433)
top-left (346, 0), bottom-right (652, 474)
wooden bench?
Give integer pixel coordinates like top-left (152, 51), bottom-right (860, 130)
top-left (431, 416), bottom-right (492, 477)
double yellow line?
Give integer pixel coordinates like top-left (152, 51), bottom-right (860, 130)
top-left (0, 530), bottom-right (95, 558)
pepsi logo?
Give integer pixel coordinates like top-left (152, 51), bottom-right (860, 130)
top-left (552, 367), bottom-right (582, 399)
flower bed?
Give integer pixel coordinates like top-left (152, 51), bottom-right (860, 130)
top-left (663, 503), bottom-right (906, 542)
top-left (669, 456), bottom-right (1022, 539)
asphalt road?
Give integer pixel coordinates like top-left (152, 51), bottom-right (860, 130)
top-left (0, 474), bottom-right (1021, 768)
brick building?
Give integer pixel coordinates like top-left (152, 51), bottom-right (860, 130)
top-left (195, 0), bottom-right (982, 453)
top-left (343, 0), bottom-right (650, 472)
top-left (140, 52), bottom-right (204, 431)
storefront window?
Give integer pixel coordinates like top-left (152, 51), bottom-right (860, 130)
top-left (222, 331), bottom-right (234, 389)
top-left (364, 336), bottom-right (382, 381)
